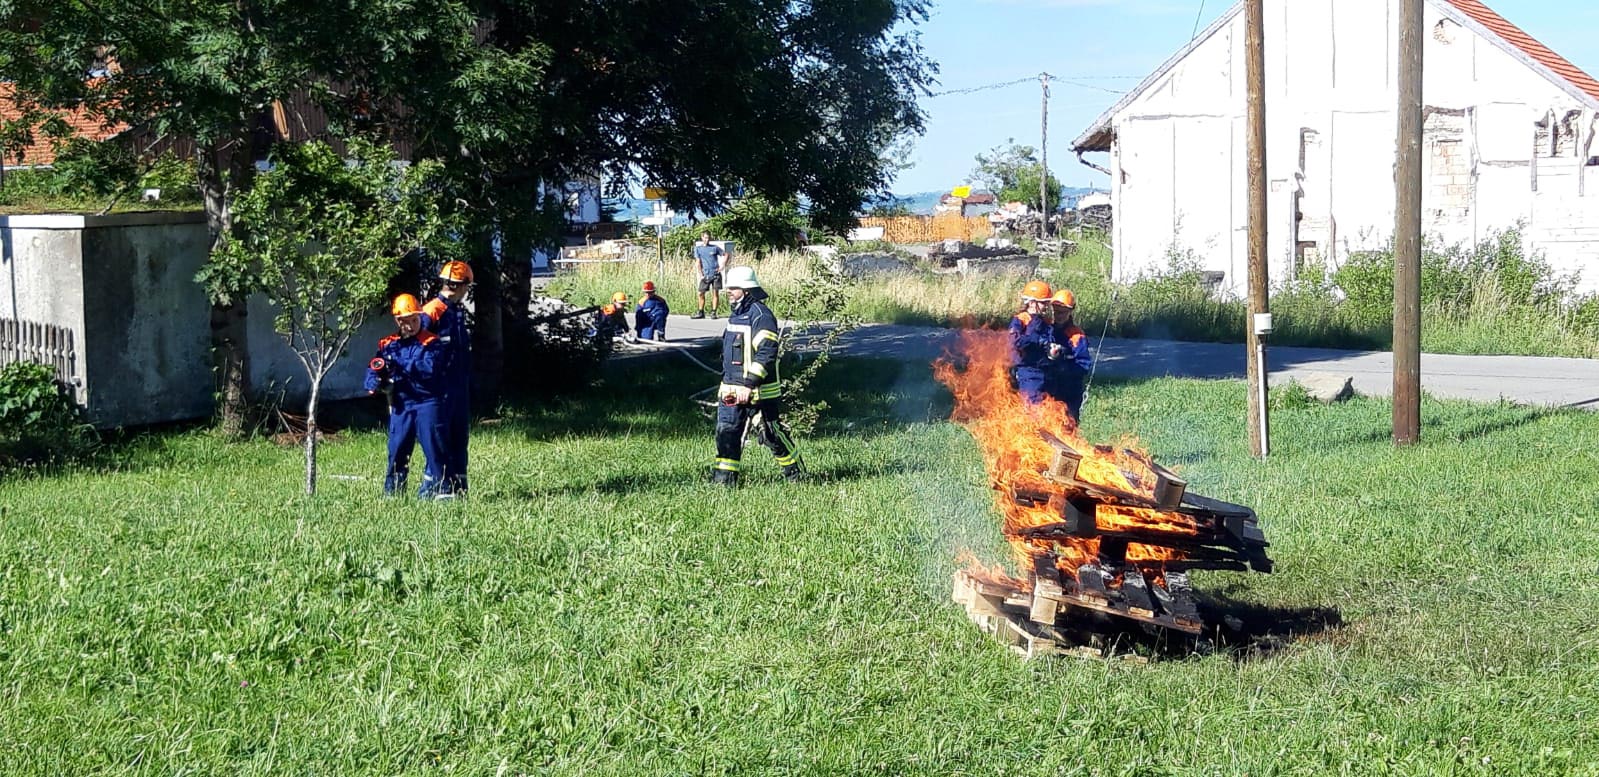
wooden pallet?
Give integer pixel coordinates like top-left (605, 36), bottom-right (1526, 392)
top-left (952, 561), bottom-right (1191, 660)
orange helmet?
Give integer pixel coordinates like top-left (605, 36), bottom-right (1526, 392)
top-left (391, 293), bottom-right (423, 316)
top-left (1051, 289), bottom-right (1076, 309)
top-left (438, 261), bottom-right (474, 284)
top-left (612, 291), bottom-right (629, 304)
top-left (642, 281), bottom-right (656, 293)
top-left (1021, 280), bottom-right (1053, 302)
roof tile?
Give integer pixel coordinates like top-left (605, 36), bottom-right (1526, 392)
top-left (1444, 0), bottom-right (1599, 103)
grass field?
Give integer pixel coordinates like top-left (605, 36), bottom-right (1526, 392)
top-left (3, 356), bottom-right (1599, 774)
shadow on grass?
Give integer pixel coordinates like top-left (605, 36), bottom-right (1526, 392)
top-left (500, 455), bottom-right (937, 499)
top-left (1195, 588), bottom-right (1344, 661)
top-left (1336, 404), bottom-right (1554, 446)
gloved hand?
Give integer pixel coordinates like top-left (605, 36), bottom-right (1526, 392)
top-left (1048, 343), bottom-right (1063, 360)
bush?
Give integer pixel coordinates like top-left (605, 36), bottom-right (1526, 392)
top-left (49, 137), bottom-right (140, 198)
top-left (0, 362), bottom-right (94, 471)
top-left (138, 154), bottom-right (202, 205)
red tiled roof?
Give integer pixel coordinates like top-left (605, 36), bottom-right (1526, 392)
top-left (0, 83), bottom-right (126, 167)
top-left (1444, 0), bottom-right (1599, 103)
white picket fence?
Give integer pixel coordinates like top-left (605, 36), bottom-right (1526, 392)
top-left (0, 318), bottom-right (79, 386)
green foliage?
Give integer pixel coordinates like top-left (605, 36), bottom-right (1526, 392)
top-left (663, 196), bottom-right (810, 257)
top-left (138, 154), bottom-right (203, 205)
top-left (47, 138), bottom-right (139, 198)
top-left (769, 256), bottom-right (861, 435)
top-left (0, 362), bottom-right (94, 471)
top-left (971, 141), bottom-right (1064, 212)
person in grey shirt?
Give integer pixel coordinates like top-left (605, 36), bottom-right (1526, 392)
top-left (690, 231), bottom-right (727, 319)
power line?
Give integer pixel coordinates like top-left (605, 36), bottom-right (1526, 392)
top-left (928, 73), bottom-right (1137, 98)
top-left (1191, 0), bottom-right (1208, 39)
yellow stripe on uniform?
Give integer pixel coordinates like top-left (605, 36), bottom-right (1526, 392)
top-left (747, 361), bottom-right (767, 378)
top-left (776, 453), bottom-right (798, 467)
top-left (754, 330), bottom-right (780, 345)
top-left (714, 458), bottom-right (741, 472)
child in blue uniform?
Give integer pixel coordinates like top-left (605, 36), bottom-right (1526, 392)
top-left (421, 260), bottom-right (473, 496)
top-left (635, 280), bottom-right (670, 341)
top-left (1009, 279), bottom-right (1056, 405)
top-left (1047, 289), bottom-right (1094, 422)
top-left (366, 293), bottom-right (448, 498)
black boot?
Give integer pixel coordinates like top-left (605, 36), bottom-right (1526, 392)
top-left (711, 469), bottom-right (739, 487)
top-left (782, 462), bottom-right (806, 483)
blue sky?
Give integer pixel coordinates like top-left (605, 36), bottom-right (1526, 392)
top-left (893, 0), bottom-right (1599, 195)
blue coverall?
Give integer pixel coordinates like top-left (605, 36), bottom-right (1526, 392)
top-left (422, 296), bottom-right (472, 495)
top-left (1008, 311), bottom-right (1054, 405)
top-left (365, 330), bottom-right (448, 497)
top-left (635, 295), bottom-right (669, 340)
top-left (1047, 322), bottom-right (1094, 421)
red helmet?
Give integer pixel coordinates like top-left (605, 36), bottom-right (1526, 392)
top-left (438, 261), bottom-right (474, 284)
top-left (642, 280), bottom-right (657, 293)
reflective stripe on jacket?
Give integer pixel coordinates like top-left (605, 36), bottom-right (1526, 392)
top-left (721, 290), bottom-right (782, 400)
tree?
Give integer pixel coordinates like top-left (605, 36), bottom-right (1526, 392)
top-left (972, 141), bottom-right (1064, 215)
top-left (0, 0), bottom-right (475, 432)
top-left (362, 0), bottom-right (937, 400)
top-left (4, 0), bottom-right (934, 413)
top-left (198, 139), bottom-right (452, 495)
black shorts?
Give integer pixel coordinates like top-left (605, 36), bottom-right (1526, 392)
top-left (698, 272), bottom-right (723, 293)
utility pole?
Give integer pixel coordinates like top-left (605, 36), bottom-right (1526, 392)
top-left (1394, 0), bottom-right (1424, 445)
top-left (1245, 0), bottom-right (1271, 459)
top-left (1040, 72), bottom-right (1051, 242)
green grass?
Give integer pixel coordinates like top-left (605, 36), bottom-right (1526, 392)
top-left (4, 357), bottom-right (1599, 774)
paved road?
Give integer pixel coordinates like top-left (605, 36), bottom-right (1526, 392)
top-left (635, 315), bottom-right (1599, 409)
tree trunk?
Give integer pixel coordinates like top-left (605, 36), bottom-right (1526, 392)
top-left (470, 228), bottom-right (503, 412)
top-left (304, 377), bottom-right (320, 495)
top-left (198, 136), bottom-right (254, 437)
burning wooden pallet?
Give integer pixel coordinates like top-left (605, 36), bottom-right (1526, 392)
top-left (954, 432), bottom-right (1274, 656)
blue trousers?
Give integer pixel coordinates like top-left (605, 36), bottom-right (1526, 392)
top-left (1047, 375), bottom-right (1085, 422)
top-left (385, 400), bottom-right (447, 498)
top-left (442, 394), bottom-right (470, 494)
top-left (1015, 367), bottom-right (1050, 406)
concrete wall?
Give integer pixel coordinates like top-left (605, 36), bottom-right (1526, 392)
top-left (1101, 0), bottom-right (1599, 294)
top-left (1, 211), bottom-right (396, 428)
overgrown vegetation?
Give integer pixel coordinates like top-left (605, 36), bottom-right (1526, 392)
top-left (3, 358), bottom-right (1597, 772)
top-left (0, 362), bottom-right (94, 472)
top-left (0, 151), bottom-right (202, 215)
top-left (563, 227), bottom-right (1599, 358)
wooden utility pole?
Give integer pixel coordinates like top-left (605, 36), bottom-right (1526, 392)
top-left (1394, 0), bottom-right (1424, 445)
top-left (1245, 0), bottom-right (1270, 458)
top-left (1040, 72), bottom-right (1051, 242)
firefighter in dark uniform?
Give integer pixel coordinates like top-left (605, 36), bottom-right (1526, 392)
top-left (421, 260), bottom-right (473, 497)
top-left (713, 265), bottom-right (804, 486)
top-left (365, 294), bottom-right (448, 497)
top-left (1009, 279), bottom-right (1056, 405)
top-left (1046, 288), bottom-right (1094, 423)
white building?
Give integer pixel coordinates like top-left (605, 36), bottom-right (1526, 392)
top-left (1070, 0), bottom-right (1599, 294)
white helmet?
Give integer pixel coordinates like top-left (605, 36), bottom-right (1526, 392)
top-left (723, 265), bottom-right (761, 290)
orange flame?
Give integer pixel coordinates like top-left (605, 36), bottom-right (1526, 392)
top-left (934, 330), bottom-right (1197, 578)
